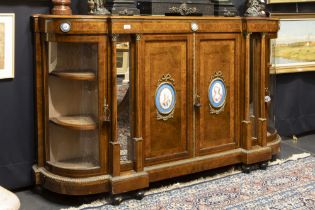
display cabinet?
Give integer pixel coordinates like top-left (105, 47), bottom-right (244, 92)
top-left (33, 15), bottom-right (280, 197)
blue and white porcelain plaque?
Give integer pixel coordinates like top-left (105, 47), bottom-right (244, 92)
top-left (209, 79), bottom-right (226, 108)
top-left (155, 83), bottom-right (176, 115)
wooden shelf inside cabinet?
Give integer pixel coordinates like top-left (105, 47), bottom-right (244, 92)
top-left (50, 71), bottom-right (96, 81)
top-left (50, 116), bottom-right (97, 131)
top-left (47, 157), bottom-right (100, 171)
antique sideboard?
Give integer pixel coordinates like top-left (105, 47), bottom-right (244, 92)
top-left (32, 15), bottom-right (280, 198)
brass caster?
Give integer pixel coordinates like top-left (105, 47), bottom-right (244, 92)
top-left (111, 194), bottom-right (123, 205)
top-left (241, 164), bottom-right (252, 174)
top-left (259, 162), bottom-right (268, 170)
top-left (134, 190), bottom-right (145, 200)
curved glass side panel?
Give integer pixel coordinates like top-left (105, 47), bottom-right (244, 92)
top-left (47, 42), bottom-right (100, 170)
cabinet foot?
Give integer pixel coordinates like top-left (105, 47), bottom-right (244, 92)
top-left (259, 162), bottom-right (268, 170)
top-left (110, 190), bottom-right (145, 205)
top-left (32, 185), bottom-right (42, 193)
top-left (271, 154), bottom-right (279, 162)
top-left (241, 164), bottom-right (253, 174)
top-left (110, 194), bottom-right (123, 205)
top-left (134, 190), bottom-right (145, 200)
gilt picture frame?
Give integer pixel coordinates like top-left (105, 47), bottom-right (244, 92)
top-left (270, 14), bottom-right (315, 74)
top-left (268, 0), bottom-right (315, 3)
top-left (0, 13), bottom-right (15, 79)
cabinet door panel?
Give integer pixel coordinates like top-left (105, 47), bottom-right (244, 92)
top-left (196, 34), bottom-right (240, 155)
top-left (142, 35), bottom-right (193, 165)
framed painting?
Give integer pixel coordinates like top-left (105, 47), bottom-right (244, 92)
top-left (0, 13), bottom-right (15, 79)
top-left (270, 14), bottom-right (315, 74)
top-left (268, 0), bottom-right (315, 3)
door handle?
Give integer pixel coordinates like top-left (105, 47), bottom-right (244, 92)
top-left (264, 88), bottom-right (271, 105)
top-left (194, 94), bottom-right (201, 109)
top-left (103, 97), bottom-right (111, 122)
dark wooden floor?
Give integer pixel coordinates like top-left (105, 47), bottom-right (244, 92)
top-left (14, 134), bottom-right (315, 210)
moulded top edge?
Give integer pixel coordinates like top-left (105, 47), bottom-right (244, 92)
top-left (32, 14), bottom-right (278, 21)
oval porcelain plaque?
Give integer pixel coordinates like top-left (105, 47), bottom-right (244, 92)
top-left (155, 83), bottom-right (176, 115)
top-left (208, 79), bottom-right (226, 108)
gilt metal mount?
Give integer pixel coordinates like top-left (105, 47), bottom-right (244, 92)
top-left (169, 3), bottom-right (198, 16)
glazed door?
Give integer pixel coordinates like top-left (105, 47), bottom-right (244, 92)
top-left (43, 34), bottom-right (108, 177)
top-left (141, 34), bottom-right (193, 166)
top-left (195, 34), bottom-right (241, 156)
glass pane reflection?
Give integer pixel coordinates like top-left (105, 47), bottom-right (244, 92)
top-left (116, 42), bottom-right (132, 162)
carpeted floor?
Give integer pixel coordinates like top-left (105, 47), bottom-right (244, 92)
top-left (65, 153), bottom-right (315, 210)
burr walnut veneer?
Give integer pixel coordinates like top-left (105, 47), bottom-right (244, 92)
top-left (33, 15), bottom-right (280, 195)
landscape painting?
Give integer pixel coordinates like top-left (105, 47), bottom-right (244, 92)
top-left (0, 14), bottom-right (14, 79)
top-left (268, 0), bottom-right (315, 3)
top-left (272, 19), bottom-right (315, 73)
top-left (0, 23), bottom-right (4, 69)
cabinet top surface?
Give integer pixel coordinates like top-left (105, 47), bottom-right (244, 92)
top-left (33, 14), bottom-right (279, 21)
